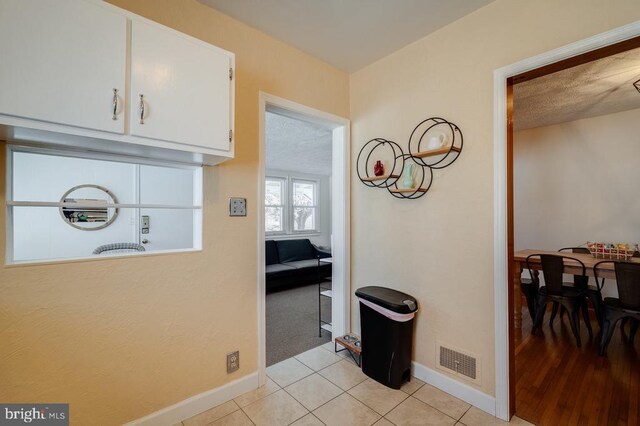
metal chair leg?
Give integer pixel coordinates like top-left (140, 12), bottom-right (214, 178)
top-left (600, 313), bottom-right (623, 355)
top-left (587, 292), bottom-right (604, 329)
top-left (630, 318), bottom-right (639, 344)
top-left (532, 295), bottom-right (547, 335)
top-left (566, 300), bottom-right (581, 348)
top-left (549, 302), bottom-right (559, 326)
top-left (581, 299), bottom-right (593, 339)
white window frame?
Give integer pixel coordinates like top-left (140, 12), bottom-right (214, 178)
top-left (265, 172), bottom-right (321, 237)
top-left (264, 176), bottom-right (287, 235)
top-left (5, 144), bottom-right (203, 265)
top-left (290, 178), bottom-right (318, 234)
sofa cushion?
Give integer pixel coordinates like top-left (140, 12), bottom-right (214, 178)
top-left (282, 259), bottom-right (321, 270)
top-left (265, 240), bottom-right (280, 265)
top-left (266, 263), bottom-right (297, 277)
top-left (276, 239), bottom-right (316, 263)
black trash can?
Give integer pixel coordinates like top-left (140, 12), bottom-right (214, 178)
top-left (356, 286), bottom-right (418, 389)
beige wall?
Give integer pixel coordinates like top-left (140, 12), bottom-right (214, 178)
top-left (350, 0), bottom-right (640, 396)
top-left (514, 108), bottom-right (640, 252)
top-left (0, 1), bottom-right (348, 424)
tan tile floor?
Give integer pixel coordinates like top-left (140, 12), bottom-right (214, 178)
top-left (179, 345), bottom-right (533, 426)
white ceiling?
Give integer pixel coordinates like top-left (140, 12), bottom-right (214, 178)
top-left (513, 47), bottom-right (640, 130)
top-left (265, 111), bottom-right (333, 176)
top-left (197, 0), bottom-right (495, 72)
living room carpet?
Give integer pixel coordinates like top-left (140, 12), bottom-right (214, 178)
top-left (266, 280), bottom-right (332, 366)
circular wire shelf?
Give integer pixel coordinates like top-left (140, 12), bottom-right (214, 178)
top-left (356, 138), bottom-right (405, 189)
top-left (356, 117), bottom-right (463, 200)
top-left (387, 154), bottom-right (433, 200)
top-left (408, 117), bottom-right (463, 169)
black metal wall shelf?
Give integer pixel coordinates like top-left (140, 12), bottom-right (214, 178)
top-left (357, 117), bottom-right (463, 200)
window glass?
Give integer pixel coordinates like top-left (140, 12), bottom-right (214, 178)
top-left (292, 180), bottom-right (317, 232)
top-left (265, 178), bottom-right (285, 233)
top-left (8, 149), bottom-right (202, 263)
top-left (265, 176), bottom-right (319, 234)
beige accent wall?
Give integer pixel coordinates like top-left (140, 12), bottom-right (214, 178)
top-left (0, 1), bottom-right (348, 424)
top-left (350, 0), bottom-right (640, 396)
top-left (514, 108), bottom-right (640, 252)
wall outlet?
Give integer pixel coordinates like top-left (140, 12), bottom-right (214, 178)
top-left (229, 198), bottom-right (247, 216)
top-left (227, 351), bottom-right (239, 373)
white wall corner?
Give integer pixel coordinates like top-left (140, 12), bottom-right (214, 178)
top-left (124, 372), bottom-right (259, 426)
top-left (411, 361), bottom-right (496, 417)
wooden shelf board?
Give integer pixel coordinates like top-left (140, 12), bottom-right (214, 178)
top-left (414, 145), bottom-right (460, 158)
top-left (362, 174), bottom-right (400, 182)
top-left (389, 188), bottom-right (428, 193)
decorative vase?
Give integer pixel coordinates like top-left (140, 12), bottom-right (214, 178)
top-left (400, 164), bottom-right (415, 189)
top-left (374, 160), bottom-right (384, 176)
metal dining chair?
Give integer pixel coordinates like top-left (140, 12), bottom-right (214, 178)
top-left (595, 261), bottom-right (640, 355)
top-left (550, 247), bottom-right (603, 329)
top-left (528, 254), bottom-right (591, 347)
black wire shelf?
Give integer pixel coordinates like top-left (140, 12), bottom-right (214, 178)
top-left (356, 117), bottom-right (463, 200)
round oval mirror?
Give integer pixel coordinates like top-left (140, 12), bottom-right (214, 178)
top-left (59, 184), bottom-right (118, 231)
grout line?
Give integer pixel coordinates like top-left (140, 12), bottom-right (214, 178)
top-left (310, 413), bottom-right (328, 426)
top-left (408, 394), bottom-right (466, 423)
top-left (238, 406), bottom-right (256, 426)
top-left (381, 416), bottom-right (398, 426)
top-left (280, 382), bottom-right (314, 414)
top-left (359, 387), bottom-right (409, 418)
top-left (306, 389), bottom-right (351, 418)
top-left (460, 404), bottom-right (472, 420)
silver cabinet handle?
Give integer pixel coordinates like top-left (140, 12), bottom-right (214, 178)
top-left (112, 89), bottom-right (119, 120)
top-left (139, 94), bottom-right (145, 124)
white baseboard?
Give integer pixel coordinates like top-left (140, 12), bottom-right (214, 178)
top-left (124, 372), bottom-right (259, 426)
top-left (411, 361), bottom-right (496, 416)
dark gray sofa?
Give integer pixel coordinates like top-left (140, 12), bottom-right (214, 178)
top-left (266, 239), bottom-right (331, 291)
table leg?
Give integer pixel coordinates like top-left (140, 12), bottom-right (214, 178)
top-left (513, 261), bottom-right (523, 329)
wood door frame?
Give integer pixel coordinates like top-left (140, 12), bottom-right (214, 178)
top-left (493, 22), bottom-right (640, 421)
top-left (257, 92), bottom-right (351, 386)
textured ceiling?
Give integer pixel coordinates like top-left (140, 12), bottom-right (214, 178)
top-left (197, 0), bottom-right (495, 72)
top-left (514, 47), bottom-right (640, 130)
top-left (265, 112), bottom-right (333, 176)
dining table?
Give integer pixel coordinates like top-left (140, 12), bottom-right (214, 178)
top-left (512, 249), bottom-right (640, 329)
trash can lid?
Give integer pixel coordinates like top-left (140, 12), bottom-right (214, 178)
top-left (355, 286), bottom-right (418, 314)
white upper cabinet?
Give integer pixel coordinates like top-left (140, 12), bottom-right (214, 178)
top-left (0, 0), bottom-right (235, 165)
top-left (130, 20), bottom-right (232, 151)
top-left (0, 0), bottom-right (127, 134)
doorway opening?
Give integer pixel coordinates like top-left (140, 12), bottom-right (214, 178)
top-left (493, 24), bottom-right (640, 422)
top-left (257, 93), bottom-right (350, 384)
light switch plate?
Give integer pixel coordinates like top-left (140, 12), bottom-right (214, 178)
top-left (229, 198), bottom-right (247, 216)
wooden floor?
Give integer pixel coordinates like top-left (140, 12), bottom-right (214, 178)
top-left (515, 307), bottom-right (640, 425)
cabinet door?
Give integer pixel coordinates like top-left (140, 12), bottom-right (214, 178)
top-left (0, 0), bottom-right (127, 134)
top-left (130, 20), bottom-right (231, 151)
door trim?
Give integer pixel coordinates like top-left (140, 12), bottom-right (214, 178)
top-left (493, 20), bottom-right (640, 421)
top-left (257, 92), bottom-right (351, 385)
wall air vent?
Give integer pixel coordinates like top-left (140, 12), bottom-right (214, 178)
top-left (437, 342), bottom-right (480, 385)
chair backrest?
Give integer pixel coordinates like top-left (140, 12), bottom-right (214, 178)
top-left (527, 254), bottom-right (586, 296)
top-left (614, 262), bottom-right (640, 310)
top-left (558, 247), bottom-right (590, 288)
